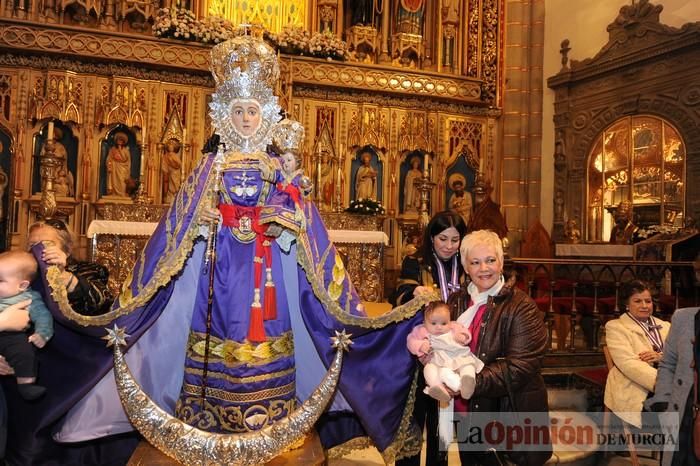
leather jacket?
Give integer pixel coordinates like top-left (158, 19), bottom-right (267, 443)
top-left (449, 277), bottom-right (552, 466)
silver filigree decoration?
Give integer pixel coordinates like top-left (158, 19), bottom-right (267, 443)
top-left (111, 331), bottom-right (349, 465)
top-left (271, 118), bottom-right (305, 153)
top-left (209, 35), bottom-right (282, 154)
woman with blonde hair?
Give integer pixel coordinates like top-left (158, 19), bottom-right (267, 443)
top-left (450, 229), bottom-right (551, 465)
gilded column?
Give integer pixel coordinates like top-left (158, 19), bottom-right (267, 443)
top-left (378, 0), bottom-right (391, 63)
top-left (423, 0), bottom-right (437, 69)
top-left (317, 0), bottom-right (339, 33)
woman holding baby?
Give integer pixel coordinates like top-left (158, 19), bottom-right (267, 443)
top-left (396, 225), bottom-right (552, 466)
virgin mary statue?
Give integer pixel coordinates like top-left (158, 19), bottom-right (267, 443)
top-left (24, 32), bottom-right (426, 463)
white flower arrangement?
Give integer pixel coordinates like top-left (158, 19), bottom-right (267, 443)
top-left (152, 8), bottom-right (235, 44)
top-left (307, 31), bottom-right (350, 61)
top-left (265, 26), bottom-right (311, 55)
top-left (267, 27), bottom-right (350, 61)
top-left (346, 198), bottom-right (385, 215)
top-left (152, 13), bottom-right (349, 61)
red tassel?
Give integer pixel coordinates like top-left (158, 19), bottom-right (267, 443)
top-left (264, 283), bottom-right (277, 320)
top-left (248, 304), bottom-right (266, 343)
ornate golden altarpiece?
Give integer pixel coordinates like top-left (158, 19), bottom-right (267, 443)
top-left (0, 0), bottom-right (505, 300)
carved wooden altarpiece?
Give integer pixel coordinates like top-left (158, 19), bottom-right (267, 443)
top-left (547, 0), bottom-right (700, 243)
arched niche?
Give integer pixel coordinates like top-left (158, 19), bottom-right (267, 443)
top-left (349, 145), bottom-right (383, 202)
top-left (585, 115), bottom-right (686, 242)
top-left (99, 125), bottom-right (142, 199)
top-left (31, 120), bottom-right (78, 198)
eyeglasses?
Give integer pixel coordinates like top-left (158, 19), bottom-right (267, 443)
top-left (44, 219), bottom-right (68, 232)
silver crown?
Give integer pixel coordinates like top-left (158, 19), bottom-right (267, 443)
top-left (272, 119), bottom-right (305, 153)
top-left (209, 34), bottom-right (279, 97)
top-left (209, 32), bottom-right (281, 154)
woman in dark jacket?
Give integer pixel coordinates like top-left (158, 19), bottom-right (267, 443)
top-left (27, 219), bottom-right (113, 316)
top-left (391, 210), bottom-right (467, 466)
top-left (450, 229), bottom-right (551, 466)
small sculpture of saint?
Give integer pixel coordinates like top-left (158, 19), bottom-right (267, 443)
top-left (467, 173), bottom-right (508, 238)
top-left (564, 219), bottom-right (582, 244)
top-left (447, 173), bottom-right (472, 225)
top-left (354, 151), bottom-right (377, 200)
top-left (106, 132), bottom-right (132, 197)
top-left (319, 152), bottom-right (334, 210)
top-left (41, 126), bottom-right (74, 197)
top-left (54, 161), bottom-right (74, 198)
top-left (161, 138), bottom-right (182, 204)
top-left (610, 201), bottom-right (638, 244)
top-left (403, 155), bottom-right (422, 213)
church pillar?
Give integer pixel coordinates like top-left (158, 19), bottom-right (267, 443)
top-left (500, 0), bottom-right (545, 251)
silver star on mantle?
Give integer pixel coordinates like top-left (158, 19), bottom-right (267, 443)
top-left (331, 330), bottom-right (353, 351)
top-left (102, 324), bottom-right (129, 348)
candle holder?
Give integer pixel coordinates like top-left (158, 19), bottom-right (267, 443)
top-left (333, 161), bottom-right (345, 213)
top-left (39, 136), bottom-right (62, 219)
top-left (415, 172), bottom-right (436, 230)
top-left (134, 142), bottom-right (152, 205)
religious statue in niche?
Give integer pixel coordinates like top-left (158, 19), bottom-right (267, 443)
top-left (402, 155), bottom-right (423, 213)
top-left (348, 0), bottom-right (378, 26)
top-left (448, 173), bottom-right (472, 225)
top-left (354, 151), bottom-right (378, 200)
top-left (396, 0), bottom-right (425, 34)
top-left (554, 131), bottom-right (566, 172)
top-left (34, 125), bottom-right (76, 198)
top-left (161, 138), bottom-right (182, 204)
top-left (106, 131), bottom-right (132, 197)
top-left (554, 189), bottom-right (565, 222)
top-left (319, 150), bottom-right (334, 210)
top-left (54, 158), bottom-right (74, 197)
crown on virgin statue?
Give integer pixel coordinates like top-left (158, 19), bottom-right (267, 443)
top-left (209, 33), bottom-right (279, 98)
top-left (208, 31), bottom-right (282, 154)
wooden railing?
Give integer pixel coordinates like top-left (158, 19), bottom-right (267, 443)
top-left (507, 257), bottom-right (698, 356)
